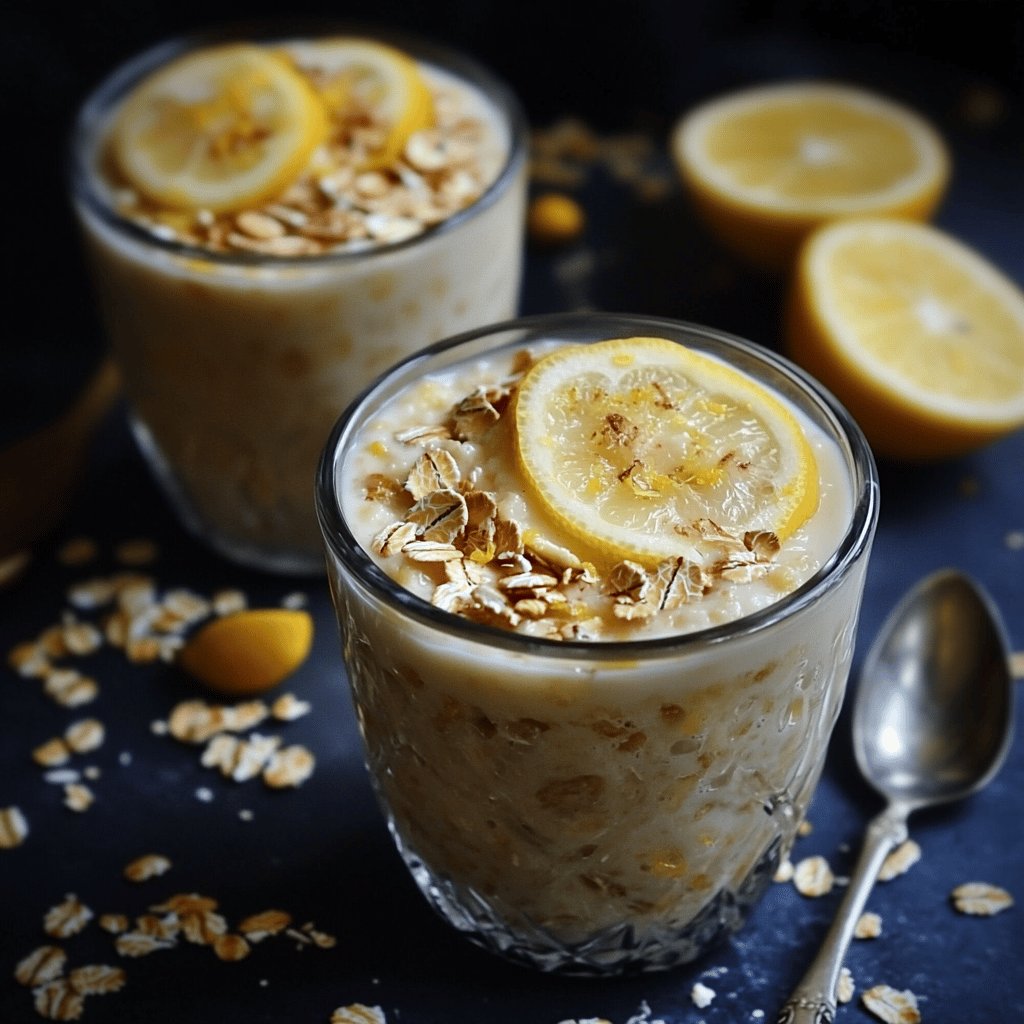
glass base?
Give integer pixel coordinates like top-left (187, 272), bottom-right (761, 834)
top-left (128, 414), bottom-right (324, 576)
top-left (396, 832), bottom-right (783, 976)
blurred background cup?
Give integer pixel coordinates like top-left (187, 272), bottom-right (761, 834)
top-left (316, 312), bottom-right (880, 973)
top-left (68, 24), bottom-right (528, 575)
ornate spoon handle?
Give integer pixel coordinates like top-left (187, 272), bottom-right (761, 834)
top-left (776, 804), bottom-right (909, 1024)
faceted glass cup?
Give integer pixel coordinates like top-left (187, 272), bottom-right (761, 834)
top-left (68, 25), bottom-right (528, 574)
top-left (316, 312), bottom-right (879, 973)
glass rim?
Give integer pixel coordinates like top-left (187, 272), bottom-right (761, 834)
top-left (315, 311), bottom-right (880, 661)
top-left (66, 18), bottom-right (529, 268)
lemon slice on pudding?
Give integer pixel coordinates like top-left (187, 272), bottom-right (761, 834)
top-left (788, 218), bottom-right (1024, 460)
top-left (112, 43), bottom-right (327, 212)
top-left (513, 337), bottom-right (819, 566)
top-left (671, 82), bottom-right (949, 269)
top-left (288, 38), bottom-right (434, 170)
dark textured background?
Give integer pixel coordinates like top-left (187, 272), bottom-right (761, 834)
top-left (2, 3), bottom-right (1022, 1021)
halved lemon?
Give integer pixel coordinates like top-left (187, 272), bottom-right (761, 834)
top-left (513, 337), bottom-right (819, 567)
top-left (787, 218), bottom-right (1024, 460)
top-left (285, 38), bottom-right (434, 170)
top-left (671, 82), bottom-right (950, 269)
top-left (112, 43), bottom-right (327, 212)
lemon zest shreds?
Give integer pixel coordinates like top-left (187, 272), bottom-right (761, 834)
top-left (513, 337), bottom-right (819, 567)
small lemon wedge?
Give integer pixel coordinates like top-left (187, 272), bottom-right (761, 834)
top-left (513, 337), bottom-right (819, 567)
top-left (787, 218), bottom-right (1024, 460)
top-left (288, 38), bottom-right (434, 170)
top-left (112, 43), bottom-right (327, 212)
top-left (671, 82), bottom-right (949, 268)
top-left (178, 609), bottom-right (313, 696)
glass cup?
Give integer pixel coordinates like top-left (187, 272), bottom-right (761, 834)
top-left (316, 313), bottom-right (879, 974)
top-left (68, 25), bottom-right (528, 574)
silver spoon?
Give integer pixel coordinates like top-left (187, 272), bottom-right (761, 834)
top-left (777, 569), bottom-right (1014, 1024)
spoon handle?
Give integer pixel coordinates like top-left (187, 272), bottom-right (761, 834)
top-left (775, 804), bottom-right (909, 1024)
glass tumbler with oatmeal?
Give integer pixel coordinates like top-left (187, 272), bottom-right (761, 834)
top-left (316, 313), bottom-right (879, 973)
top-left (69, 27), bottom-right (527, 574)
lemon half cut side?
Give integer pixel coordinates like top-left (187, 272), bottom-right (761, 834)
top-left (513, 337), bottom-right (820, 567)
top-left (788, 218), bottom-right (1024, 460)
top-left (112, 43), bottom-right (328, 213)
top-left (671, 81), bottom-right (950, 268)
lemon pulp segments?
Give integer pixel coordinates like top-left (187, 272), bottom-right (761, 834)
top-left (513, 337), bottom-right (819, 566)
top-left (112, 44), bottom-right (328, 212)
top-left (788, 219), bottom-right (1024, 459)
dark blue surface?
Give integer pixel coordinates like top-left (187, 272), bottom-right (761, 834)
top-left (2, 8), bottom-right (1022, 1022)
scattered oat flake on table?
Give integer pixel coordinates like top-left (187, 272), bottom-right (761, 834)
top-left (793, 855), bottom-right (835, 897)
top-left (57, 538), bottom-right (98, 566)
top-left (115, 931), bottom-right (176, 957)
top-left (99, 914), bottom-right (129, 934)
top-left (239, 909), bottom-right (292, 941)
top-left (878, 839), bottom-right (921, 881)
top-left (64, 718), bottom-right (105, 753)
top-left (115, 538), bottom-right (159, 565)
top-left (0, 548), bottom-right (31, 586)
top-left (124, 853), bottom-right (173, 882)
top-left (263, 744), bottom-right (316, 788)
top-left (63, 783), bottom-right (95, 813)
top-left (0, 805), bottom-right (30, 847)
top-left (773, 858), bottom-right (795, 883)
top-left (691, 982), bottom-right (716, 1008)
top-left (861, 984), bottom-right (921, 1023)
top-left (213, 933), bottom-right (251, 961)
top-left (14, 945), bottom-right (67, 987)
top-left (950, 881), bottom-right (1014, 916)
top-left (330, 1006), bottom-right (387, 1024)
top-left (44, 895), bottom-right (93, 938)
top-left (33, 978), bottom-right (85, 1021)
top-left (68, 964), bottom-right (127, 995)
top-left (1004, 529), bottom-right (1024, 551)
top-left (797, 819), bottom-right (814, 837)
top-left (855, 911), bottom-right (883, 938)
top-left (272, 692), bottom-right (312, 721)
top-left (33, 737), bottom-right (71, 768)
top-left (837, 966), bottom-right (855, 1004)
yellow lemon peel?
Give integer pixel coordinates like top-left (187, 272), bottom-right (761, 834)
top-left (178, 609), bottom-right (314, 696)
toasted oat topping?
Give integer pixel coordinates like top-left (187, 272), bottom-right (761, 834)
top-left (793, 855), bottom-right (835, 898)
top-left (861, 984), bottom-right (921, 1024)
top-left (68, 964), bottom-right (127, 995)
top-left (212, 934), bottom-right (251, 962)
top-left (108, 65), bottom-right (500, 259)
top-left (33, 738), bottom-right (72, 768)
top-left (238, 909), bottom-right (292, 942)
top-left (357, 352), bottom-right (791, 640)
top-left (263, 745), bottom-right (316, 789)
top-left (878, 839), bottom-right (921, 881)
top-left (114, 932), bottom-right (176, 958)
top-left (271, 693), bottom-right (312, 721)
top-left (950, 881), bottom-right (1014, 916)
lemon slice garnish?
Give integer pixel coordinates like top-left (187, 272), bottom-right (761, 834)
top-left (788, 218), bottom-right (1024, 460)
top-left (513, 337), bottom-right (819, 567)
top-left (112, 43), bottom-right (327, 212)
top-left (671, 82), bottom-right (949, 268)
top-left (288, 38), bottom-right (434, 170)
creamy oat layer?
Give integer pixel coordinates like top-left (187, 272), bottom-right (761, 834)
top-left (342, 342), bottom-right (852, 641)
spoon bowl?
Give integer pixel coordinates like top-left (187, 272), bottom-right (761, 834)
top-left (855, 569), bottom-right (1014, 810)
top-left (778, 569), bottom-right (1014, 1024)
